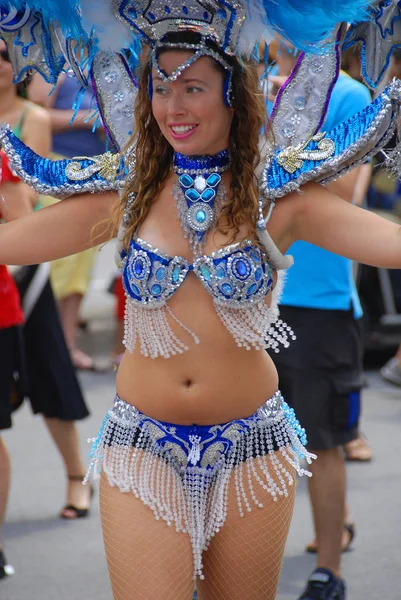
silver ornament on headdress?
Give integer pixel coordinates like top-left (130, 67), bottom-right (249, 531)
top-left (111, 1), bottom-right (247, 104)
top-left (112, 0), bottom-right (245, 56)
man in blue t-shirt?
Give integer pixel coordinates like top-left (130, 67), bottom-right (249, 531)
top-left (268, 47), bottom-right (371, 600)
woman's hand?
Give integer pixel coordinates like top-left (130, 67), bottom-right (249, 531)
top-left (0, 190), bottom-right (117, 266)
top-left (291, 182), bottom-right (401, 269)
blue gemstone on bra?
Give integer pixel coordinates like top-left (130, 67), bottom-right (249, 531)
top-left (131, 284), bottom-right (141, 296)
top-left (221, 283), bottom-right (233, 296)
top-left (207, 173), bottom-right (221, 187)
top-left (151, 284), bottom-right (162, 296)
top-left (247, 283), bottom-right (257, 295)
top-left (250, 250), bottom-right (260, 263)
top-left (201, 188), bottom-right (215, 202)
top-left (180, 174), bottom-right (193, 188)
top-left (155, 267), bottom-right (166, 281)
top-left (165, 5), bottom-right (170, 13)
top-left (196, 210), bottom-right (207, 223)
top-left (186, 188), bottom-right (200, 202)
top-left (235, 260), bottom-right (249, 277)
top-left (254, 267), bottom-right (263, 282)
top-left (200, 265), bottom-right (212, 280)
top-left (216, 266), bottom-right (226, 279)
top-left (172, 266), bottom-right (181, 283)
top-left (134, 259), bottom-right (144, 277)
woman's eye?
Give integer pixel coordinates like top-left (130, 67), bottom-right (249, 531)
top-left (154, 86), bottom-right (169, 95)
top-left (186, 86), bottom-right (203, 94)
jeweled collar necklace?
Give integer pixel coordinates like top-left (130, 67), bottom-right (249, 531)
top-left (173, 150), bottom-right (231, 254)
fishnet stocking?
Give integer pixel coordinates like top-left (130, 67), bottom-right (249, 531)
top-left (198, 458), bottom-right (296, 600)
top-left (100, 474), bottom-right (195, 600)
top-left (100, 453), bottom-right (296, 600)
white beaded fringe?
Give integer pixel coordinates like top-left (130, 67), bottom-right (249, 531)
top-left (85, 403), bottom-right (315, 580)
top-left (214, 300), bottom-right (296, 353)
top-left (123, 298), bottom-right (199, 358)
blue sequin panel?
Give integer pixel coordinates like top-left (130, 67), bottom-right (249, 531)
top-left (122, 238), bottom-right (191, 305)
top-left (0, 127), bottom-right (124, 196)
top-left (265, 89), bottom-right (391, 196)
top-left (194, 243), bottom-right (273, 306)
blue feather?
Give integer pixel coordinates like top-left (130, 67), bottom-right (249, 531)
top-left (255, 0), bottom-right (370, 51)
top-left (0, 1), bottom-right (83, 36)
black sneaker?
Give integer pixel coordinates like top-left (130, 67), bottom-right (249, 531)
top-left (298, 568), bottom-right (346, 600)
top-left (0, 549), bottom-right (14, 579)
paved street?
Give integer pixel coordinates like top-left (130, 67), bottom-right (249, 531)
top-left (1, 243), bottom-right (401, 599)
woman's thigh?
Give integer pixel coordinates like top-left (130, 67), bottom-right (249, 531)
top-left (100, 473), bottom-right (195, 600)
top-left (198, 457), bottom-right (296, 600)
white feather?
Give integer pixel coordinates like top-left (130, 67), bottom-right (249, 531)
top-left (81, 0), bottom-right (132, 51)
top-left (238, 0), bottom-right (274, 56)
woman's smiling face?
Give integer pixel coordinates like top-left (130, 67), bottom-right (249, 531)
top-left (151, 51), bottom-right (234, 156)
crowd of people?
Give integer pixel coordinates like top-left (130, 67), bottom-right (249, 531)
top-left (0, 2), bottom-right (401, 599)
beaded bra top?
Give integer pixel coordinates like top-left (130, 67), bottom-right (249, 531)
top-left (123, 237), bottom-right (273, 307)
top-left (118, 233), bottom-right (295, 359)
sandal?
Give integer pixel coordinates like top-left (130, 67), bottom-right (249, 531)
top-left (60, 475), bottom-right (94, 520)
top-left (343, 434), bottom-right (373, 462)
top-left (305, 522), bottom-right (355, 554)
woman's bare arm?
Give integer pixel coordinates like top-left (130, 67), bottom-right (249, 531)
top-left (0, 191), bottom-right (117, 265)
top-left (291, 182), bottom-right (401, 268)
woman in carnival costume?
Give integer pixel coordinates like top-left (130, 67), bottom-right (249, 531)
top-left (1, 1), bottom-right (401, 598)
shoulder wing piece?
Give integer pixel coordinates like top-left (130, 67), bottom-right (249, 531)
top-left (344, 0), bottom-right (401, 90)
top-left (270, 26), bottom-right (343, 149)
top-left (262, 80), bottom-right (401, 199)
top-left (0, 125), bottom-right (127, 198)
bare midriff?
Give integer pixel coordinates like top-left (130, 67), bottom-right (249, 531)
top-left (116, 269), bottom-right (279, 426)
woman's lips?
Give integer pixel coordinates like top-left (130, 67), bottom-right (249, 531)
top-left (169, 124), bottom-right (198, 140)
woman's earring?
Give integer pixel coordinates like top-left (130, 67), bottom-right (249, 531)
top-left (148, 75), bottom-right (153, 101)
top-left (223, 72), bottom-right (233, 107)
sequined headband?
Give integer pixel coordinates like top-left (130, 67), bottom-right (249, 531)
top-left (148, 30), bottom-right (236, 106)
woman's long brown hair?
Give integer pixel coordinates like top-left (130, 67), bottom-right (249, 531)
top-left (114, 52), bottom-right (270, 250)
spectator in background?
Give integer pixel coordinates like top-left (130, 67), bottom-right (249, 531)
top-left (0, 43), bottom-right (93, 579)
top-left (268, 46), bottom-right (372, 599)
top-left (29, 71), bottom-right (106, 371)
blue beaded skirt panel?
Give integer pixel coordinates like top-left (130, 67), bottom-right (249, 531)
top-left (85, 392), bottom-right (315, 579)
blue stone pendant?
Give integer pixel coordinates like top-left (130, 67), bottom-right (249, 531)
top-left (173, 150), bottom-right (230, 253)
top-left (180, 172), bottom-right (221, 232)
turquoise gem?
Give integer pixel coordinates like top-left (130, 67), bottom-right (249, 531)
top-left (131, 284), bottom-right (141, 296)
top-left (151, 284), bottom-right (162, 296)
top-left (186, 188), bottom-right (200, 202)
top-left (196, 210), bottom-right (207, 223)
top-left (180, 174), bottom-right (194, 188)
top-left (255, 267), bottom-right (263, 282)
top-left (207, 173), bottom-right (221, 187)
top-left (221, 283), bottom-right (233, 295)
top-left (247, 283), bottom-right (257, 295)
top-left (216, 266), bottom-right (226, 279)
top-left (201, 188), bottom-right (215, 202)
top-left (250, 250), bottom-right (260, 263)
top-left (134, 259), bottom-right (144, 277)
top-left (155, 267), bottom-right (166, 281)
top-left (172, 266), bottom-right (181, 283)
top-left (200, 265), bottom-right (212, 280)
top-left (235, 260), bottom-right (248, 277)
